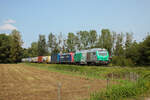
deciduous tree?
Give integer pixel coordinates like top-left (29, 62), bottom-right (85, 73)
top-left (10, 30), bottom-right (23, 62)
top-left (38, 34), bottom-right (47, 56)
top-left (114, 33), bottom-right (124, 56)
top-left (77, 31), bottom-right (89, 49)
top-left (48, 33), bottom-right (59, 54)
top-left (88, 30), bottom-right (97, 48)
top-left (0, 34), bottom-right (12, 63)
top-left (66, 32), bottom-right (77, 52)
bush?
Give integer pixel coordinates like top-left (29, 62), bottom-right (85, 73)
top-left (112, 56), bottom-right (134, 67)
top-left (124, 58), bottom-right (134, 67)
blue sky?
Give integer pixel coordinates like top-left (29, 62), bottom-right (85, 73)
top-left (0, 0), bottom-right (150, 48)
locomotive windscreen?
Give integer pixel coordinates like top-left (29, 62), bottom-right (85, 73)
top-left (99, 51), bottom-right (107, 56)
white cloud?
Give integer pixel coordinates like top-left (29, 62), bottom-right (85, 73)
top-left (0, 23), bottom-right (17, 31)
top-left (0, 19), bottom-right (17, 31)
top-left (4, 19), bottom-right (16, 24)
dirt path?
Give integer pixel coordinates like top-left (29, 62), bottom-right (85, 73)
top-left (0, 64), bottom-right (106, 100)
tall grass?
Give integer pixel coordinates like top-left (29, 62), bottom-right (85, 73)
top-left (89, 74), bottom-right (150, 100)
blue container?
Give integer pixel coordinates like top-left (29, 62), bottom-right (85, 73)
top-left (60, 53), bottom-right (72, 63)
top-left (57, 54), bottom-right (60, 62)
top-left (51, 54), bottom-right (60, 63)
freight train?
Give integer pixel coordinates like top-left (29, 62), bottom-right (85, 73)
top-left (22, 48), bottom-right (110, 65)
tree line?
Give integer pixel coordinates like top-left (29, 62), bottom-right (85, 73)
top-left (0, 29), bottom-right (150, 66)
top-left (0, 30), bottom-right (23, 63)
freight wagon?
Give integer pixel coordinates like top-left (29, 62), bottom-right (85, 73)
top-left (46, 56), bottom-right (51, 63)
top-left (60, 53), bottom-right (74, 64)
top-left (42, 56), bottom-right (47, 63)
top-left (21, 58), bottom-right (26, 62)
top-left (38, 56), bottom-right (43, 63)
top-left (31, 57), bottom-right (38, 63)
top-left (51, 54), bottom-right (60, 63)
top-left (28, 58), bottom-right (32, 62)
top-left (42, 56), bottom-right (51, 63)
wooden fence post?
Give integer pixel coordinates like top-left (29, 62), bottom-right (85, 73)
top-left (107, 78), bottom-right (109, 89)
top-left (58, 82), bottom-right (61, 100)
top-left (112, 73), bottom-right (114, 80)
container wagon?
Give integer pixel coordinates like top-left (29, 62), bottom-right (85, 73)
top-left (46, 56), bottom-right (51, 63)
top-left (31, 57), bottom-right (34, 62)
top-left (25, 58), bottom-right (29, 62)
top-left (21, 58), bottom-right (26, 62)
top-left (34, 57), bottom-right (38, 63)
top-left (60, 53), bottom-right (74, 64)
top-left (32, 57), bottom-right (38, 63)
top-left (38, 56), bottom-right (43, 63)
top-left (51, 54), bottom-right (60, 63)
top-left (42, 56), bottom-right (51, 63)
top-left (42, 56), bottom-right (47, 63)
top-left (28, 58), bottom-right (32, 62)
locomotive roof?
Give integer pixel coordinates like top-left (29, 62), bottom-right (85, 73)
top-left (75, 48), bottom-right (107, 53)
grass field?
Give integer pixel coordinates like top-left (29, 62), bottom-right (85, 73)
top-left (0, 63), bottom-right (150, 100)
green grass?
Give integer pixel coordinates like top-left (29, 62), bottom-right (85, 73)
top-left (90, 79), bottom-right (150, 100)
top-left (22, 63), bottom-right (150, 100)
top-left (89, 72), bottom-right (150, 100)
top-left (23, 63), bottom-right (110, 79)
top-left (22, 63), bottom-right (141, 78)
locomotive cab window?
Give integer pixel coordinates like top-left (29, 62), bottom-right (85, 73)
top-left (99, 52), bottom-right (107, 56)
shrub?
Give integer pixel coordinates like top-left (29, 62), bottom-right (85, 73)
top-left (112, 56), bottom-right (134, 67)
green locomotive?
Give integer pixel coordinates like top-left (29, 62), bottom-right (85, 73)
top-left (74, 48), bottom-right (109, 65)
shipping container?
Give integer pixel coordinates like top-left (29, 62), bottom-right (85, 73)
top-left (34, 57), bottom-right (38, 63)
top-left (24, 58), bottom-right (28, 62)
top-left (31, 57), bottom-right (34, 63)
top-left (22, 57), bottom-right (39, 63)
top-left (60, 53), bottom-right (74, 63)
top-left (46, 56), bottom-right (51, 63)
top-left (38, 56), bottom-right (43, 63)
top-left (42, 56), bottom-right (47, 63)
top-left (42, 56), bottom-right (51, 63)
top-left (28, 58), bottom-right (32, 62)
top-left (21, 58), bottom-right (26, 62)
top-left (51, 54), bottom-right (60, 63)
